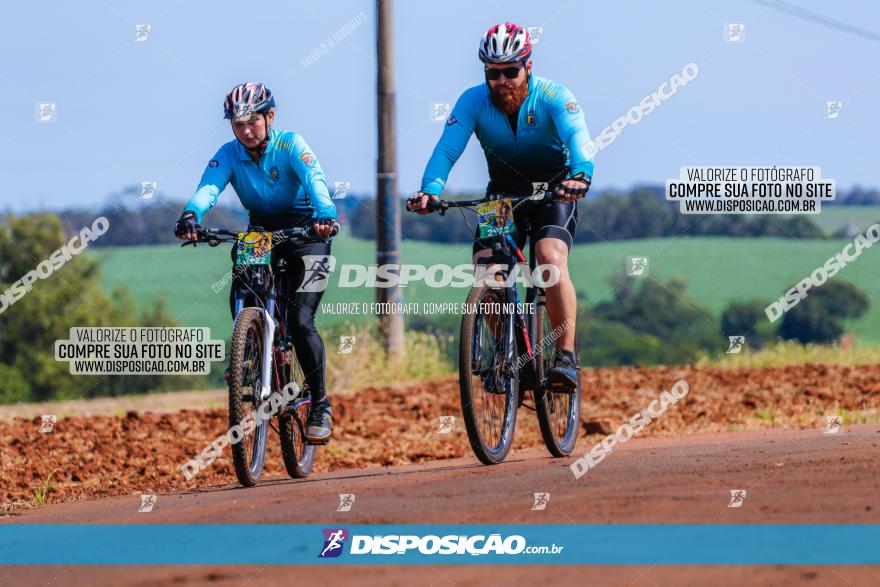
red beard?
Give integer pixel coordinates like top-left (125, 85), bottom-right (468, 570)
top-left (490, 81), bottom-right (529, 114)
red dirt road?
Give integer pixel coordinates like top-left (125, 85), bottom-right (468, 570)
top-left (4, 364), bottom-right (880, 511)
top-left (4, 424), bottom-right (878, 586)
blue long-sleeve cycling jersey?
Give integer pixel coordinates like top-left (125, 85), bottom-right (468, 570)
top-left (184, 128), bottom-right (336, 223)
top-left (421, 75), bottom-right (594, 196)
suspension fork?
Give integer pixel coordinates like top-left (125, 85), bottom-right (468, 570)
top-left (259, 293), bottom-right (276, 402)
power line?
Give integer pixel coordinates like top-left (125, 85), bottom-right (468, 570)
top-left (756, 0), bottom-right (880, 42)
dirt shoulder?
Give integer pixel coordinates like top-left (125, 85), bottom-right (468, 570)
top-left (2, 364), bottom-right (878, 512)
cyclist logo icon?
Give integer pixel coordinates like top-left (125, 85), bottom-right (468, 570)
top-left (531, 492), bottom-right (550, 510)
top-left (337, 493), bottom-right (356, 512)
top-left (438, 415), bottom-right (455, 433)
top-left (726, 336), bottom-right (745, 354)
top-left (39, 415), bottom-right (56, 433)
top-left (627, 257), bottom-right (649, 277)
top-left (138, 494), bottom-right (157, 513)
top-left (338, 336), bottom-right (356, 354)
top-left (140, 181), bottom-right (157, 200)
top-left (333, 181), bottom-right (351, 199)
top-left (728, 489), bottom-right (747, 508)
top-left (724, 22), bottom-right (745, 43)
top-left (318, 528), bottom-right (349, 558)
top-left (824, 101), bottom-right (843, 120)
top-left (530, 181), bottom-right (548, 199)
top-left (297, 255), bottom-right (336, 292)
top-left (824, 415), bottom-right (842, 434)
top-left (430, 102), bottom-right (451, 123)
top-left (134, 24), bottom-right (151, 42)
top-left (36, 102), bottom-right (57, 123)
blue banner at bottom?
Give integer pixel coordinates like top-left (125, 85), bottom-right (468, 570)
top-left (1, 525), bottom-right (877, 564)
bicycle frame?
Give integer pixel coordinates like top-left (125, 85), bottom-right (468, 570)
top-left (186, 224), bottom-right (324, 405)
top-left (420, 190), bottom-right (582, 462)
top-left (477, 232), bottom-right (546, 392)
top-left (441, 193), bottom-right (549, 392)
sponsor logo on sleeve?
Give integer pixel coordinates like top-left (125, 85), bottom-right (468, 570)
top-left (208, 160), bottom-right (219, 167)
top-left (300, 152), bottom-right (316, 167)
top-left (564, 101), bottom-right (580, 114)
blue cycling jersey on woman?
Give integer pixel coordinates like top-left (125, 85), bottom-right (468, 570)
top-left (421, 75), bottom-right (594, 196)
top-left (184, 128), bottom-right (336, 223)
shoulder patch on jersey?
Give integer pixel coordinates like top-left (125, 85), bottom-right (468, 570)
top-left (276, 133), bottom-right (296, 152)
top-left (564, 101), bottom-right (580, 114)
top-left (208, 160), bottom-right (219, 167)
top-left (538, 83), bottom-right (559, 99)
top-left (299, 152), bottom-right (316, 167)
top-left (446, 115), bottom-right (457, 126)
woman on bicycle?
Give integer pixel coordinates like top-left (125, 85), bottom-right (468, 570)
top-left (175, 82), bottom-right (337, 444)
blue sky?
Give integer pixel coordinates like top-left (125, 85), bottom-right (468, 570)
top-left (0, 0), bottom-right (877, 213)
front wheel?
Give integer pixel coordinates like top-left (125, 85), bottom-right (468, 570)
top-left (278, 352), bottom-right (316, 478)
top-left (458, 285), bottom-right (519, 465)
top-left (228, 308), bottom-right (270, 486)
top-left (534, 293), bottom-right (582, 457)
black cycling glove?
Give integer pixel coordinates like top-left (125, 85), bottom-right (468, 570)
top-left (554, 172), bottom-right (591, 200)
top-left (175, 211), bottom-right (198, 240)
top-left (314, 217), bottom-right (340, 237)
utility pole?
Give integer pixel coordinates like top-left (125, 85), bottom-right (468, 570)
top-left (375, 0), bottom-right (404, 358)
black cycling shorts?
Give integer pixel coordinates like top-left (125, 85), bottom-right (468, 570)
top-left (472, 198), bottom-right (578, 255)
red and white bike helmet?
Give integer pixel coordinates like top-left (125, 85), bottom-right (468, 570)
top-left (223, 82), bottom-right (276, 121)
top-left (478, 23), bottom-right (532, 64)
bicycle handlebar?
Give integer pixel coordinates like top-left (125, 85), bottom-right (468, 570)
top-left (179, 223), bottom-right (338, 248)
top-left (426, 191), bottom-right (554, 214)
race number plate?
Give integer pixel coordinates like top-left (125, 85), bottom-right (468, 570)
top-left (477, 198), bottom-right (515, 239)
top-left (235, 232), bottom-right (273, 265)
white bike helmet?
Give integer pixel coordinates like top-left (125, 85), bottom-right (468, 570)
top-left (478, 23), bottom-right (532, 64)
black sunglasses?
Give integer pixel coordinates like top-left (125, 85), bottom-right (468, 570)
top-left (484, 65), bottom-right (524, 80)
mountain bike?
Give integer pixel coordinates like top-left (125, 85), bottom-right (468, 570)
top-left (425, 191), bottom-right (582, 465)
top-left (181, 224), bottom-right (333, 486)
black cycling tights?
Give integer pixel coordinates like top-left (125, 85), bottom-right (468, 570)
top-left (229, 239), bottom-right (331, 404)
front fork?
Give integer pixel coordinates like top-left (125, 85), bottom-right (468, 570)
top-left (259, 302), bottom-right (276, 402)
top-left (232, 290), bottom-right (277, 402)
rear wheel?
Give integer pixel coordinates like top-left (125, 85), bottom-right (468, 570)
top-left (534, 292), bottom-right (582, 457)
top-left (458, 286), bottom-right (519, 465)
top-left (228, 308), bottom-right (270, 486)
top-left (278, 350), bottom-right (316, 478)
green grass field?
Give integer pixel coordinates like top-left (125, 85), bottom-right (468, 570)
top-left (92, 231), bottom-right (880, 343)
top-left (809, 205), bottom-right (880, 234)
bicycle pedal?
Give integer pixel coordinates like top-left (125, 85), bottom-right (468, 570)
top-left (546, 380), bottom-right (577, 394)
top-left (305, 436), bottom-right (330, 446)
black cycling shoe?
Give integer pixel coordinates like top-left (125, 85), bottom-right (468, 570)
top-left (305, 398), bottom-right (332, 444)
top-left (546, 349), bottom-right (578, 393)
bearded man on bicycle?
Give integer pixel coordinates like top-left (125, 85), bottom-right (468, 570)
top-left (175, 82), bottom-right (337, 443)
top-left (407, 23), bottom-right (594, 391)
